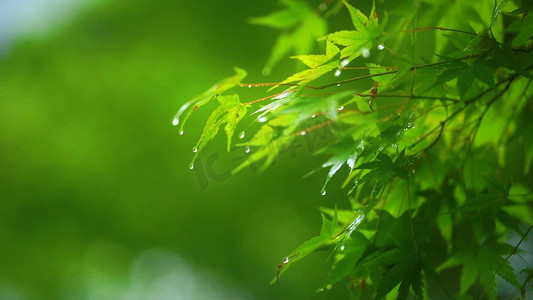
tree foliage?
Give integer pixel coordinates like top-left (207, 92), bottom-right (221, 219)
top-left (175, 0), bottom-right (533, 298)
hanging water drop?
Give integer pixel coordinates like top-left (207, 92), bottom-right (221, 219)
top-left (248, 85), bottom-right (252, 88)
top-left (258, 116), bottom-right (268, 123)
top-left (377, 44), bottom-right (385, 50)
top-left (340, 245), bottom-right (345, 251)
top-left (334, 69), bottom-right (342, 77)
top-left (346, 211), bottom-right (365, 236)
top-left (300, 131), bottom-right (306, 136)
top-left (192, 147), bottom-right (198, 153)
top-left (361, 47), bottom-right (370, 58)
top-left (179, 130), bottom-right (184, 136)
top-left (283, 257), bottom-right (290, 264)
top-left (336, 83), bottom-right (341, 87)
top-left (321, 190), bottom-right (327, 196)
top-left (311, 114), bottom-right (316, 118)
top-left (340, 59), bottom-right (350, 67)
top-left (245, 146), bottom-right (251, 154)
top-left (239, 131), bottom-right (245, 139)
top-left (172, 118), bottom-right (179, 126)
top-left (189, 163), bottom-right (194, 170)
top-left (337, 106), bottom-right (344, 111)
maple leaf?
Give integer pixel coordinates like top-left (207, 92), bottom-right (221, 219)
top-left (324, 1), bottom-right (382, 60)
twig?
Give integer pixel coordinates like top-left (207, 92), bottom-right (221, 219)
top-left (356, 93), bottom-right (460, 103)
top-left (495, 225), bottom-right (533, 275)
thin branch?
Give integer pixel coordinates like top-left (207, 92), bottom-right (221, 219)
top-left (407, 181), bottom-right (418, 255)
top-left (241, 55), bottom-right (481, 93)
top-left (412, 75), bottom-right (518, 154)
top-left (310, 71), bottom-right (398, 90)
top-left (356, 93), bottom-right (460, 103)
top-left (342, 66), bottom-right (399, 70)
top-left (405, 26), bottom-right (478, 36)
top-left (495, 224), bottom-right (533, 275)
top-left (242, 91), bottom-right (294, 105)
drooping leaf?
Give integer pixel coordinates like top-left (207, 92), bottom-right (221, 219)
top-left (324, 233), bottom-right (367, 286)
top-left (316, 135), bottom-right (363, 195)
top-left (190, 94), bottom-right (247, 165)
top-left (172, 67), bottom-right (247, 133)
top-left (490, 0), bottom-right (510, 28)
top-left (272, 211), bottom-right (338, 284)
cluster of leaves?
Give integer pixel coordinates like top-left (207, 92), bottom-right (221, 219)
top-left (175, 0), bottom-right (533, 298)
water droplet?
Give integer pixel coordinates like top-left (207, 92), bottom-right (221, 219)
top-left (340, 245), bottom-right (345, 251)
top-left (273, 91), bottom-right (291, 100)
top-left (361, 47), bottom-right (370, 58)
top-left (340, 59), bottom-right (350, 67)
top-left (283, 257), bottom-right (290, 264)
top-left (258, 116), bottom-right (268, 123)
top-left (357, 140), bottom-right (365, 151)
top-left (334, 69), bottom-right (342, 77)
top-left (321, 190), bottom-right (327, 196)
top-left (346, 211), bottom-right (365, 236)
top-left (262, 67), bottom-right (271, 76)
top-left (172, 118), bottom-right (179, 126)
top-left (179, 130), bottom-right (184, 136)
top-left (189, 163), bottom-right (194, 170)
top-left (192, 147), bottom-right (198, 153)
top-left (319, 3), bottom-right (327, 11)
top-left (326, 284), bottom-right (332, 290)
top-left (411, 169), bottom-right (416, 174)
top-left (336, 83), bottom-right (341, 87)
top-left (311, 114), bottom-right (316, 118)
top-left (245, 146), bottom-right (251, 153)
top-left (378, 44), bottom-right (385, 50)
top-left (337, 106), bottom-right (344, 111)
top-left (239, 131), bottom-right (245, 139)
top-left (248, 85), bottom-right (252, 88)
top-left (300, 131), bottom-right (306, 136)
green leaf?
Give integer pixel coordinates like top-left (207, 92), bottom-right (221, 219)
top-left (496, 259), bottom-right (521, 289)
top-left (173, 67), bottom-right (247, 133)
top-left (460, 257), bottom-right (479, 294)
top-left (272, 212), bottom-right (338, 284)
top-left (290, 41), bottom-right (340, 68)
top-left (324, 234), bottom-right (367, 285)
top-left (249, 8), bottom-right (300, 29)
top-left (490, 0), bottom-right (510, 28)
top-left (316, 135), bottom-right (362, 195)
top-left (324, 1), bottom-right (382, 60)
top-left (251, 0), bottom-right (327, 73)
top-left (512, 13), bottom-right (533, 46)
top-left (279, 61), bottom-right (338, 85)
top-left (191, 94), bottom-right (247, 165)
top-left (291, 54), bottom-right (331, 69)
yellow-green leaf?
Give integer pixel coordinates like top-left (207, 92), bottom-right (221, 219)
top-left (172, 68), bottom-right (247, 133)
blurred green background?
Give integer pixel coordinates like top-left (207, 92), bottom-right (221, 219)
top-left (0, 0), bottom-right (351, 299)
